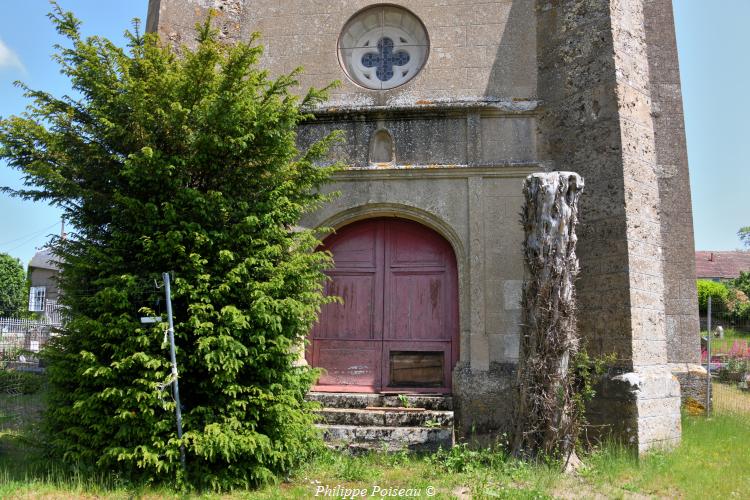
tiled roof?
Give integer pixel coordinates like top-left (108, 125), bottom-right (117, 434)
top-left (695, 250), bottom-right (750, 280)
top-left (28, 247), bottom-right (61, 271)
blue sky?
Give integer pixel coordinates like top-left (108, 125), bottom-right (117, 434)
top-left (0, 1), bottom-right (748, 267)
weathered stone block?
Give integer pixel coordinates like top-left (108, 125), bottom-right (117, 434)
top-left (148, 0), bottom-right (698, 452)
top-left (452, 362), bottom-right (516, 441)
top-left (470, 333), bottom-right (490, 371)
top-left (503, 280), bottom-right (522, 310)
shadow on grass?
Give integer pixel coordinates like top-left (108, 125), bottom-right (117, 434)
top-left (0, 423), bottom-right (130, 497)
top-left (0, 391), bottom-right (177, 498)
top-left (576, 412), bottom-right (750, 499)
top-left (268, 445), bottom-right (558, 500)
top-left (3, 389), bottom-right (749, 499)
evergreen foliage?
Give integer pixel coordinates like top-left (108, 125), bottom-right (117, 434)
top-left (0, 5), bottom-right (340, 489)
top-left (735, 271), bottom-right (750, 299)
top-left (0, 253), bottom-right (27, 317)
top-left (0, 370), bottom-right (45, 394)
top-left (696, 279), bottom-right (729, 312)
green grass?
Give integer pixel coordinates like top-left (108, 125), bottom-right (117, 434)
top-left (702, 326), bottom-right (750, 352)
top-left (2, 391), bottom-right (750, 498)
top-left (252, 445), bottom-right (559, 499)
top-left (722, 326), bottom-right (749, 341)
top-left (712, 379), bottom-right (750, 414)
top-left (0, 437), bottom-right (189, 499)
top-left (581, 414), bottom-right (750, 499)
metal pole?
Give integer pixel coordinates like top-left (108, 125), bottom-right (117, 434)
top-left (163, 272), bottom-right (186, 470)
top-left (707, 295), bottom-right (712, 417)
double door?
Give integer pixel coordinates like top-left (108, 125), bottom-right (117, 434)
top-left (308, 218), bottom-right (458, 393)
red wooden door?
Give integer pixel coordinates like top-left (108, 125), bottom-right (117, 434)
top-left (309, 218), bottom-right (458, 393)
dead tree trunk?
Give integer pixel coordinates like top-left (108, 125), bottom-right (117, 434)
top-left (512, 172), bottom-right (584, 462)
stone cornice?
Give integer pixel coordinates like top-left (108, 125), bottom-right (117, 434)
top-left (304, 99), bottom-right (541, 120)
top-left (330, 163), bottom-right (542, 181)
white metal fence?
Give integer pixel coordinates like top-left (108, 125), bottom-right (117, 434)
top-left (0, 319), bottom-right (54, 369)
top-left (702, 296), bottom-right (750, 416)
top-left (0, 301), bottom-right (65, 370)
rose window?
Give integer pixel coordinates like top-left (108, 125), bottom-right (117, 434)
top-left (338, 6), bottom-right (429, 90)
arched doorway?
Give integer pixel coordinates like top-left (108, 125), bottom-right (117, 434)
top-left (308, 218), bottom-right (459, 393)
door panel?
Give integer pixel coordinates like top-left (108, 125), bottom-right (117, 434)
top-left (315, 272), bottom-right (377, 340)
top-left (314, 340), bottom-right (382, 388)
top-left (309, 218), bottom-right (457, 393)
top-left (387, 272), bottom-right (446, 341)
top-left (389, 225), bottom-right (445, 268)
top-left (389, 350), bottom-right (445, 387)
top-left (326, 222), bottom-right (379, 268)
top-left (382, 341), bottom-right (452, 391)
top-left (309, 221), bottom-right (384, 391)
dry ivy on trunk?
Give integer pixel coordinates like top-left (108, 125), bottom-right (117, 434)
top-left (512, 172), bottom-right (584, 464)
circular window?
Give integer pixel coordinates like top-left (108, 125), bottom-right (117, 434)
top-left (338, 5), bottom-right (429, 90)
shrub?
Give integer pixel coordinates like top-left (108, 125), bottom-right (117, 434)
top-left (734, 271), bottom-right (750, 298)
top-left (697, 280), bottom-right (730, 313)
top-left (718, 357), bottom-right (749, 383)
top-left (0, 253), bottom-right (26, 317)
top-left (0, 5), bottom-right (339, 490)
top-left (0, 370), bottom-right (45, 395)
top-left (726, 288), bottom-right (750, 320)
top-left (727, 272), bottom-right (750, 320)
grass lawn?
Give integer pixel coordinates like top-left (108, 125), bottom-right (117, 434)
top-left (702, 326), bottom-right (750, 338)
top-left (712, 379), bottom-right (750, 415)
top-left (1, 390), bottom-right (749, 499)
top-left (702, 326), bottom-right (750, 354)
top-left (575, 412), bottom-right (750, 499)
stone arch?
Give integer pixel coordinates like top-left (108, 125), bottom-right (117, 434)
top-left (314, 203), bottom-right (469, 365)
top-left (316, 203), bottom-right (465, 265)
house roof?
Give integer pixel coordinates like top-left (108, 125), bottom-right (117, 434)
top-left (28, 248), bottom-right (61, 271)
top-left (695, 250), bottom-right (750, 280)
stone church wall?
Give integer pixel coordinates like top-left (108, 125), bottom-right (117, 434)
top-left (297, 113), bottom-right (537, 438)
top-left (147, 0), bottom-right (537, 104)
top-left (535, 0), bottom-right (691, 450)
top-left (149, 0), bottom-right (544, 438)
top-left (642, 0), bottom-right (704, 399)
top-left (148, 0), bottom-right (700, 450)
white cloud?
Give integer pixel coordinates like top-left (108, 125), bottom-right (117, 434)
top-left (0, 38), bottom-right (25, 73)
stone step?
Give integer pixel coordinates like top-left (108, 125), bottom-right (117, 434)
top-left (307, 392), bottom-right (453, 411)
top-left (318, 424), bottom-right (454, 453)
top-left (316, 407), bottom-right (454, 427)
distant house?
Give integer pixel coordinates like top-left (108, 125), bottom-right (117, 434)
top-left (695, 251), bottom-right (750, 281)
top-left (27, 247), bottom-right (63, 323)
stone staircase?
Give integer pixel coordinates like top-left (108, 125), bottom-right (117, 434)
top-left (307, 392), bottom-right (455, 453)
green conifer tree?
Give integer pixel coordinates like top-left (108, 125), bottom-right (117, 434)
top-left (0, 5), bottom-right (339, 489)
top-left (0, 253), bottom-right (27, 317)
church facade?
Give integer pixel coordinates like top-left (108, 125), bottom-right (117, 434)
top-left (147, 0), bottom-right (702, 452)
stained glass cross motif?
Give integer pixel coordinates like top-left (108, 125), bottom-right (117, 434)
top-left (361, 37), bottom-right (410, 82)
